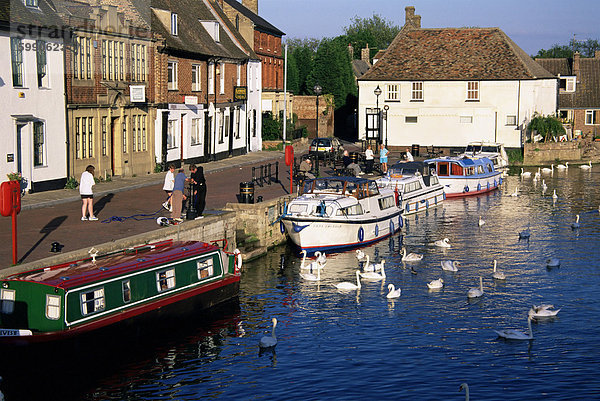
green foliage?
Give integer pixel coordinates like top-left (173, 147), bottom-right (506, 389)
top-left (262, 112), bottom-right (281, 140)
top-left (291, 45), bottom-right (315, 95)
top-left (286, 51), bottom-right (300, 94)
top-left (527, 113), bottom-right (566, 142)
top-left (534, 38), bottom-right (600, 58)
top-left (506, 148), bottom-right (523, 163)
top-left (154, 163), bottom-right (163, 173)
top-left (64, 176), bottom-right (78, 189)
top-left (343, 14), bottom-right (400, 60)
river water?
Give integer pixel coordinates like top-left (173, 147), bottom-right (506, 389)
top-left (2, 167), bottom-right (600, 400)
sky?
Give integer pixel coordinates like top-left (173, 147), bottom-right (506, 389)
top-left (257, 0), bottom-right (600, 56)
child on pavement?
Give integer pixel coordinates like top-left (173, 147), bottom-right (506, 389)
top-left (171, 168), bottom-right (187, 222)
top-left (80, 165), bottom-right (97, 221)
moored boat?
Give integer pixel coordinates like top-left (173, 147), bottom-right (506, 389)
top-left (376, 161), bottom-right (445, 215)
top-left (459, 141), bottom-right (509, 171)
top-left (425, 156), bottom-right (502, 198)
top-left (281, 177), bottom-right (403, 253)
top-left (0, 240), bottom-right (241, 343)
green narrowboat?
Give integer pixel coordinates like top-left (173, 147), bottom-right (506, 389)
top-left (0, 240), bottom-right (241, 343)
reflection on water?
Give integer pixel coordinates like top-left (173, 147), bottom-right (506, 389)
top-left (2, 168), bottom-right (600, 400)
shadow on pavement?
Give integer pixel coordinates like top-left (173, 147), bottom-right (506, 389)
top-left (18, 215), bottom-right (68, 264)
top-left (94, 193), bottom-right (114, 217)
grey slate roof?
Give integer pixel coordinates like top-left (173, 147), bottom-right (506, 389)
top-left (1, 0), bottom-right (66, 30)
top-left (352, 59), bottom-right (370, 79)
top-left (537, 57), bottom-right (600, 108)
top-left (361, 27), bottom-right (555, 81)
top-left (222, 0), bottom-right (284, 36)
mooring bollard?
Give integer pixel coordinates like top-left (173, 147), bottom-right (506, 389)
top-left (239, 181), bottom-right (255, 204)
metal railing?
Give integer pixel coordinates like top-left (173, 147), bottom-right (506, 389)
top-left (252, 162), bottom-right (279, 187)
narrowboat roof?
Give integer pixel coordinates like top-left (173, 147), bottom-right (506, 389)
top-left (4, 240), bottom-right (219, 289)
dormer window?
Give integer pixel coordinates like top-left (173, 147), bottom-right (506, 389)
top-left (24, 0), bottom-right (38, 7)
top-left (171, 13), bottom-right (178, 36)
top-left (559, 76), bottom-right (576, 92)
top-left (200, 21), bottom-right (220, 43)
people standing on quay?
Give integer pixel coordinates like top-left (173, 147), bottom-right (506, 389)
top-left (171, 168), bottom-right (187, 222)
top-left (379, 144), bottom-right (389, 174)
top-left (162, 163), bottom-right (175, 212)
top-left (189, 164), bottom-right (206, 218)
top-left (80, 165), bottom-right (97, 221)
top-left (365, 145), bottom-right (374, 174)
top-left (343, 150), bottom-right (362, 176)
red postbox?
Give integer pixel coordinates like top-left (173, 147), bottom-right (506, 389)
top-left (284, 145), bottom-right (294, 166)
top-left (1, 180), bottom-right (21, 217)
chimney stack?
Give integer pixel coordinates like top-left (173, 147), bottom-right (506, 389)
top-left (404, 6), bottom-right (421, 30)
top-left (348, 43), bottom-right (354, 60)
top-left (573, 52), bottom-right (580, 79)
top-left (242, 0), bottom-right (258, 15)
top-left (595, 50), bottom-right (600, 59)
top-left (361, 44), bottom-right (370, 64)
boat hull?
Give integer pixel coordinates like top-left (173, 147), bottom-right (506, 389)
top-left (440, 173), bottom-right (502, 198)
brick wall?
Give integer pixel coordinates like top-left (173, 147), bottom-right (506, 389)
top-left (294, 95), bottom-right (334, 138)
top-left (573, 109), bottom-right (600, 138)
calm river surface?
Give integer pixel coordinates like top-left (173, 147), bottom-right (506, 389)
top-left (2, 167), bottom-right (600, 400)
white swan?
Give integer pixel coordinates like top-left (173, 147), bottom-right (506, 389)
top-left (432, 238), bottom-right (451, 248)
top-left (259, 317), bottom-right (278, 348)
top-left (520, 168), bottom-right (531, 178)
top-left (510, 186), bottom-right (519, 197)
top-left (580, 161), bottom-right (592, 170)
top-left (315, 251), bottom-right (327, 267)
top-left (518, 228), bottom-right (531, 240)
top-left (355, 249), bottom-right (366, 261)
top-left (360, 260), bottom-right (386, 280)
top-left (300, 250), bottom-right (323, 271)
top-left (401, 247), bottom-right (423, 262)
top-left (571, 214), bottom-right (580, 229)
top-left (386, 283), bottom-right (401, 298)
top-left (300, 264), bottom-right (321, 281)
top-left (556, 161), bottom-right (568, 169)
top-left (467, 276), bottom-right (484, 298)
top-left (552, 189), bottom-right (558, 200)
top-left (492, 260), bottom-right (505, 280)
top-left (441, 260), bottom-right (460, 271)
top-left (334, 270), bottom-right (361, 290)
top-left (541, 164), bottom-right (553, 173)
top-left (533, 168), bottom-right (541, 181)
top-left (494, 317), bottom-right (533, 340)
top-left (546, 257), bottom-right (560, 268)
top-left (478, 216), bottom-right (485, 226)
top-left (528, 304), bottom-right (561, 319)
top-left (427, 278), bottom-right (444, 289)
top-left (541, 179), bottom-right (547, 192)
top-left (363, 254), bottom-right (383, 272)
top-left (459, 383), bottom-right (470, 401)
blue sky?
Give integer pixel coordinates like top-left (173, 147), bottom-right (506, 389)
top-left (257, 0), bottom-right (600, 56)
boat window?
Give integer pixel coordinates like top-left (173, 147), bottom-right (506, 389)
top-left (451, 163), bottom-right (464, 176)
top-left (477, 165), bottom-right (484, 174)
top-left (430, 176), bottom-right (439, 185)
top-left (486, 163), bottom-right (493, 173)
top-left (437, 162), bottom-right (449, 176)
top-left (122, 280), bottom-right (131, 303)
top-left (482, 146), bottom-right (498, 153)
top-left (45, 294), bottom-right (61, 320)
top-left (346, 182), bottom-right (358, 196)
top-left (368, 181), bottom-right (379, 196)
top-left (302, 180), bottom-right (313, 194)
top-left (81, 288), bottom-right (105, 315)
top-left (197, 258), bottom-right (214, 280)
top-left (1, 289), bottom-right (15, 314)
top-left (289, 204), bottom-right (307, 214)
top-left (338, 204), bottom-right (363, 216)
top-left (156, 269), bottom-right (176, 292)
top-left (378, 196), bottom-right (395, 210)
top-left (404, 181), bottom-right (423, 193)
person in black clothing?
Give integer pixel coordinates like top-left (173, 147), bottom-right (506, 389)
top-left (342, 150), bottom-right (362, 176)
top-left (189, 164), bottom-right (207, 217)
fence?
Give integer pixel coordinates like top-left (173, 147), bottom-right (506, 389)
top-left (252, 162), bottom-right (279, 187)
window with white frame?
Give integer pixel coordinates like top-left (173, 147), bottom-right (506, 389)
top-left (36, 40), bottom-right (48, 87)
top-left (411, 82), bottom-right (423, 101)
top-left (74, 36), bottom-right (93, 80)
top-left (122, 280), bottom-right (131, 303)
top-left (191, 118), bottom-right (202, 145)
top-left (81, 117), bottom-right (87, 158)
top-left (585, 110), bottom-right (597, 125)
top-left (33, 121), bottom-right (45, 166)
top-left (25, 0), bottom-right (38, 6)
top-left (81, 288), bottom-right (105, 315)
top-left (167, 61), bottom-right (178, 90)
top-left (192, 64), bottom-right (201, 91)
top-left (171, 13), bottom-right (178, 36)
top-left (237, 63), bottom-right (241, 86)
top-left (88, 117), bottom-right (93, 158)
top-left (10, 37), bottom-right (23, 87)
top-left (224, 113), bottom-right (230, 137)
top-left (219, 62), bottom-right (225, 94)
top-left (506, 115), bottom-right (517, 126)
top-left (200, 21), bottom-right (220, 42)
top-left (122, 116), bottom-right (127, 153)
top-left (386, 84), bottom-right (399, 101)
top-left (466, 81), bottom-right (479, 101)
top-left (559, 76), bottom-right (576, 92)
top-left (45, 294), bottom-right (60, 320)
top-left (235, 107), bottom-right (241, 139)
top-left (167, 119), bottom-right (177, 148)
top-left (208, 62), bottom-right (215, 94)
top-left (218, 111), bottom-right (224, 143)
top-left (197, 258), bottom-right (214, 280)
top-left (157, 269), bottom-right (176, 292)
top-left (102, 40), bottom-right (124, 81)
top-left (1, 289), bottom-right (15, 314)
top-left (131, 43), bottom-right (147, 82)
top-left (102, 116), bottom-right (107, 156)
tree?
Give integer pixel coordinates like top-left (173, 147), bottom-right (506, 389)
top-left (528, 113), bottom-right (566, 142)
top-left (534, 44), bottom-right (573, 59)
top-left (292, 45), bottom-right (315, 95)
top-left (286, 50), bottom-right (299, 94)
top-left (534, 38), bottom-right (600, 58)
top-left (343, 14), bottom-right (400, 59)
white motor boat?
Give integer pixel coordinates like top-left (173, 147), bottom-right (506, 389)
top-left (425, 156), bottom-right (502, 198)
top-left (376, 161), bottom-right (445, 215)
top-left (459, 141), bottom-right (509, 171)
top-left (281, 177), bottom-right (403, 253)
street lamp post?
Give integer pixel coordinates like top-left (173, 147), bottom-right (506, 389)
top-left (374, 85), bottom-right (382, 146)
top-left (314, 83), bottom-right (322, 177)
top-left (383, 104), bottom-right (389, 147)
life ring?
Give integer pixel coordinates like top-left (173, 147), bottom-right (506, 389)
top-left (464, 186), bottom-right (470, 193)
top-left (405, 203), bottom-right (410, 213)
top-left (375, 225), bottom-right (379, 237)
top-left (399, 216), bottom-right (404, 228)
top-left (390, 220), bottom-right (395, 233)
top-left (234, 249), bottom-right (242, 273)
top-left (477, 183), bottom-right (482, 192)
top-left (415, 202), bottom-right (419, 211)
top-left (426, 200), bottom-right (429, 209)
top-left (358, 227), bottom-right (365, 242)
top-left (280, 221), bottom-right (286, 234)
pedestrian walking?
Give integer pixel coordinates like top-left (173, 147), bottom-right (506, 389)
top-left (80, 165), bottom-right (97, 221)
top-left (189, 164), bottom-right (206, 217)
top-left (171, 168), bottom-right (187, 222)
top-left (162, 163), bottom-right (175, 211)
top-left (365, 145), bottom-right (374, 174)
top-left (379, 144), bottom-right (389, 174)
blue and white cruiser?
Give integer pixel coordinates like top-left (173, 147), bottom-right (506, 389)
top-left (425, 156), bottom-right (502, 198)
top-left (281, 177), bottom-right (403, 253)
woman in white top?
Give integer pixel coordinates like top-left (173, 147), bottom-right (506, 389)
top-left (162, 163), bottom-right (175, 210)
top-left (79, 165), bottom-right (97, 221)
top-left (365, 145), bottom-right (374, 174)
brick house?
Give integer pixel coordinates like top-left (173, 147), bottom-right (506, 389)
top-left (536, 52), bottom-right (600, 139)
top-left (55, 0), bottom-right (157, 179)
top-left (358, 6), bottom-right (557, 149)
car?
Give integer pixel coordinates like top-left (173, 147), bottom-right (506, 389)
top-left (309, 137), bottom-right (344, 159)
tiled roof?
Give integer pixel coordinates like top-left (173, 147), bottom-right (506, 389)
top-left (538, 57), bottom-right (600, 108)
top-left (222, 0), bottom-right (284, 36)
top-left (1, 0), bottom-right (66, 30)
top-left (352, 59), bottom-right (370, 78)
top-left (373, 49), bottom-right (386, 60)
top-left (361, 27), bottom-right (555, 81)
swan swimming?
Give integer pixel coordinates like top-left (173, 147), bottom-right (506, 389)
top-left (520, 168), bottom-right (531, 177)
top-left (492, 260), bottom-right (505, 280)
top-left (355, 249), bottom-right (366, 261)
top-left (259, 317), bottom-right (278, 348)
top-left (556, 161), bottom-right (569, 170)
top-left (363, 255), bottom-right (383, 272)
top-left (494, 317), bottom-right (533, 340)
top-left (467, 276), bottom-right (484, 298)
top-left (571, 214), bottom-right (580, 229)
top-left (533, 168), bottom-right (541, 181)
top-left (541, 164), bottom-right (554, 173)
top-left (510, 186), bottom-right (519, 197)
top-left (315, 251), bottom-right (327, 267)
top-left (360, 260), bottom-right (386, 280)
top-left (478, 216), bottom-right (485, 226)
top-left (541, 179), bottom-right (547, 192)
top-left (401, 247), bottom-right (423, 262)
top-left (300, 250), bottom-right (323, 271)
top-left (459, 383), bottom-right (470, 401)
top-left (546, 257), bottom-right (560, 268)
top-left (432, 238), bottom-right (451, 248)
top-left (441, 260), bottom-right (460, 271)
top-left (580, 161), bottom-right (592, 170)
top-left (427, 278), bottom-right (444, 289)
top-left (299, 265), bottom-right (321, 281)
top-left (528, 304), bottom-right (561, 319)
top-left (334, 270), bottom-right (361, 290)
top-left (386, 283), bottom-right (401, 298)
top-left (552, 189), bottom-right (558, 200)
top-left (518, 228), bottom-right (531, 240)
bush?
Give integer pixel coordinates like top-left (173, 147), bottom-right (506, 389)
top-left (64, 177), bottom-right (78, 189)
top-left (506, 148), bottom-right (523, 163)
top-left (154, 163), bottom-right (163, 173)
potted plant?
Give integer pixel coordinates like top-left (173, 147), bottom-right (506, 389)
top-left (6, 172), bottom-right (22, 182)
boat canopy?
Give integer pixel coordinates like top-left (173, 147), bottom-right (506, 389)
top-left (388, 161), bottom-right (432, 177)
top-left (424, 156), bottom-right (496, 177)
top-left (301, 177), bottom-right (379, 200)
